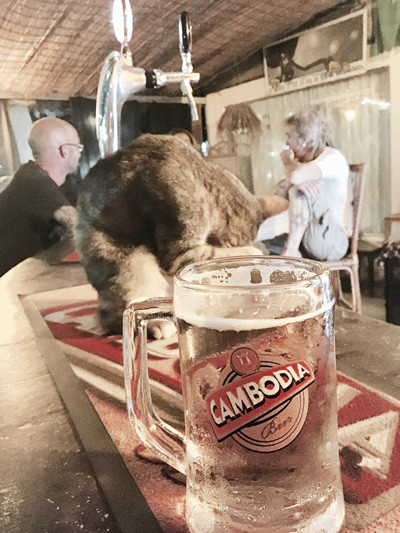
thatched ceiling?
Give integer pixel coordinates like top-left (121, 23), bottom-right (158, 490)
top-left (0, 0), bottom-right (355, 101)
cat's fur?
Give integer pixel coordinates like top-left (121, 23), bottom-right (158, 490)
top-left (76, 134), bottom-right (288, 336)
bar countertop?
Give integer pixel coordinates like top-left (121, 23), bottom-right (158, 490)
top-left (0, 240), bottom-right (162, 533)
top-left (1, 240), bottom-right (400, 532)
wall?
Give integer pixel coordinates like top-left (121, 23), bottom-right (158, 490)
top-left (205, 47), bottom-right (400, 230)
top-left (389, 52), bottom-right (400, 214)
top-left (7, 104), bottom-right (33, 165)
top-left (205, 78), bottom-right (268, 147)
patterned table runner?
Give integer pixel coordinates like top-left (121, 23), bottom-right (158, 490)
top-left (41, 301), bottom-right (400, 532)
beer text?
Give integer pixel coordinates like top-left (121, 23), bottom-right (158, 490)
top-left (207, 361), bottom-right (314, 440)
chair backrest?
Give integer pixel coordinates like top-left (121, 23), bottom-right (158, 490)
top-left (348, 163), bottom-right (367, 256)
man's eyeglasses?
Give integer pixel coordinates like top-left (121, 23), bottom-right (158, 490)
top-left (60, 143), bottom-right (84, 153)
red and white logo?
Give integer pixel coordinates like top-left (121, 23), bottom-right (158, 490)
top-left (207, 348), bottom-right (314, 452)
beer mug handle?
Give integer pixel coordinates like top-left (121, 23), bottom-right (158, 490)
top-left (123, 298), bottom-right (186, 475)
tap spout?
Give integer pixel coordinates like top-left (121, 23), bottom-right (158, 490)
top-left (178, 11), bottom-right (198, 120)
top-left (180, 79), bottom-right (199, 121)
top-left (146, 69), bottom-right (199, 121)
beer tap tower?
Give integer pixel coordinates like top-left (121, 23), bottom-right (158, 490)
top-left (96, 1), bottom-right (200, 157)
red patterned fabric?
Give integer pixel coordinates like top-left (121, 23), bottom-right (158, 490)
top-left (61, 250), bottom-right (80, 262)
top-left (41, 301), bottom-right (400, 531)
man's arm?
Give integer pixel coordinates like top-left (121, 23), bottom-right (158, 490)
top-left (53, 205), bottom-right (78, 238)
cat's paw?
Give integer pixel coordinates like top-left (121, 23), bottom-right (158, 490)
top-left (223, 246), bottom-right (265, 257)
top-left (236, 246), bottom-right (265, 256)
top-left (212, 245), bottom-right (265, 259)
top-left (148, 319), bottom-right (177, 340)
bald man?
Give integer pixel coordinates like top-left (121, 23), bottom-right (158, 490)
top-left (0, 117), bottom-right (81, 276)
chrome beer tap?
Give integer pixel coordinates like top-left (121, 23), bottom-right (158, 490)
top-left (96, 6), bottom-right (200, 157)
top-left (179, 11), bottom-right (199, 122)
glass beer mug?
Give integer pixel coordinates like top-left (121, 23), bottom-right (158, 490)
top-left (123, 256), bottom-right (344, 533)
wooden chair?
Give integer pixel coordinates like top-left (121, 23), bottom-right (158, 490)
top-left (323, 163), bottom-right (367, 313)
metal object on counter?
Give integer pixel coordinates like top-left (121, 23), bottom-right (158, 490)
top-left (96, 7), bottom-right (200, 157)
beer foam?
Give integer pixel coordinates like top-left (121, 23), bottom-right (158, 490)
top-left (187, 265), bottom-right (309, 286)
top-left (175, 260), bottom-right (333, 331)
top-left (175, 299), bottom-right (333, 331)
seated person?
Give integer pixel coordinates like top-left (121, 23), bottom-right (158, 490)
top-left (265, 107), bottom-right (349, 261)
top-left (0, 117), bottom-right (82, 276)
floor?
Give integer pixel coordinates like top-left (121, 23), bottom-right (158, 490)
top-left (360, 287), bottom-right (386, 322)
top-left (349, 260), bottom-right (387, 322)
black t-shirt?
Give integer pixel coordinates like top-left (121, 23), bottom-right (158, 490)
top-left (0, 161), bottom-right (71, 276)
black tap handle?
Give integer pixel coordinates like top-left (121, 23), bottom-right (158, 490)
top-left (179, 11), bottom-right (192, 54)
top-left (145, 70), bottom-right (157, 89)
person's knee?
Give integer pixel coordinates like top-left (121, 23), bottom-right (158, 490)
top-left (288, 186), bottom-right (310, 214)
top-left (303, 229), bottom-right (348, 261)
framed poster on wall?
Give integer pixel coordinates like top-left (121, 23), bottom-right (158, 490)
top-left (263, 9), bottom-right (367, 94)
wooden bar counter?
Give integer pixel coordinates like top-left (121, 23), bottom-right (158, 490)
top-left (1, 240), bottom-right (400, 533)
